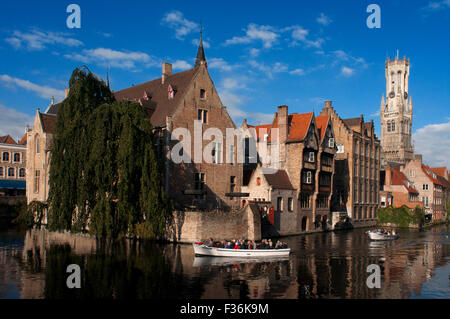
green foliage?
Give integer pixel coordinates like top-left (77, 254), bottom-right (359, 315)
top-left (376, 205), bottom-right (425, 227)
top-left (13, 200), bottom-right (47, 228)
top-left (48, 67), bottom-right (170, 239)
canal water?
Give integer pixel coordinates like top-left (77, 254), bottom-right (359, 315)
top-left (0, 224), bottom-right (449, 299)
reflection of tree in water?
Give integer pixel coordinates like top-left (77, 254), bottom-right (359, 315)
top-left (43, 241), bottom-right (205, 299)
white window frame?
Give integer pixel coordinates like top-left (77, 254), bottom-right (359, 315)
top-left (306, 171), bottom-right (312, 184)
top-left (308, 152), bottom-right (315, 163)
top-left (328, 138), bottom-right (335, 148)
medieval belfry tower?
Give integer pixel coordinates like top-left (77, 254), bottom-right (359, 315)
top-left (380, 54), bottom-right (414, 165)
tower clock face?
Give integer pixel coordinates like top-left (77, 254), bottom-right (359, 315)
top-left (404, 92), bottom-right (408, 99)
top-left (389, 91), bottom-right (395, 98)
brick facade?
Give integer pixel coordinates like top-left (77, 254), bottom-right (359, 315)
top-left (320, 101), bottom-right (381, 227)
top-left (0, 135), bottom-right (26, 196)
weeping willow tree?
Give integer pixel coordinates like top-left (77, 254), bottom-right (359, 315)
top-left (48, 67), bottom-right (171, 239)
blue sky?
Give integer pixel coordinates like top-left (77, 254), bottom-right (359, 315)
top-left (0, 0), bottom-right (449, 167)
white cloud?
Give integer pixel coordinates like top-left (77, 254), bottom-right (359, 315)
top-left (422, 0), bottom-right (450, 11)
top-left (288, 26), bottom-right (324, 48)
top-left (370, 111), bottom-right (380, 117)
top-left (0, 103), bottom-right (33, 141)
top-left (64, 48), bottom-right (156, 70)
top-left (341, 66), bottom-right (355, 77)
top-left (249, 60), bottom-right (288, 79)
top-left (208, 58), bottom-right (234, 71)
top-left (317, 13), bottom-right (333, 26)
top-left (0, 74), bottom-right (65, 100)
top-left (249, 48), bottom-right (260, 57)
top-left (171, 60), bottom-right (192, 70)
top-left (289, 68), bottom-right (306, 76)
top-left (291, 26), bottom-right (309, 41)
top-left (161, 11), bottom-right (198, 40)
top-left (224, 23), bottom-right (279, 48)
top-left (5, 29), bottom-right (83, 50)
top-left (413, 121), bottom-right (450, 168)
top-left (217, 77), bottom-right (272, 125)
top-left (192, 38), bottom-right (210, 48)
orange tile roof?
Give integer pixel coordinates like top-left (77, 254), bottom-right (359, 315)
top-left (19, 133), bottom-right (27, 145)
top-left (315, 115), bottom-right (330, 142)
top-left (390, 167), bottom-right (418, 194)
top-left (0, 135), bottom-right (17, 145)
top-left (429, 167), bottom-right (447, 178)
top-left (422, 164), bottom-right (444, 187)
top-left (286, 113), bottom-right (313, 142)
top-left (247, 124), bottom-right (272, 142)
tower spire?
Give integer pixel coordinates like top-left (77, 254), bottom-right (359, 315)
top-left (194, 21), bottom-right (206, 68)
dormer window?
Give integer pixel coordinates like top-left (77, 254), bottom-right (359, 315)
top-left (200, 89), bottom-right (206, 100)
top-left (168, 84), bottom-right (174, 100)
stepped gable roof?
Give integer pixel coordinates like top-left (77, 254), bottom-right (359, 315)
top-left (39, 113), bottom-right (57, 134)
top-left (263, 170), bottom-right (295, 190)
top-left (315, 115), bottom-right (330, 142)
top-left (0, 135), bottom-right (17, 145)
top-left (390, 167), bottom-right (418, 194)
top-left (18, 133), bottom-right (27, 145)
top-left (114, 68), bottom-right (197, 127)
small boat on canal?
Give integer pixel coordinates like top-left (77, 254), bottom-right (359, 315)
top-left (193, 242), bottom-right (291, 257)
top-left (366, 229), bottom-right (399, 241)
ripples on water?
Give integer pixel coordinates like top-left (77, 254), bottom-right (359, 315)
top-left (0, 225), bottom-right (449, 299)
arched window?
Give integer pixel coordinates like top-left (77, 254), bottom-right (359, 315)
top-left (0, 167), bottom-right (3, 176)
top-left (35, 135), bottom-right (40, 153)
top-left (13, 153), bottom-right (20, 162)
top-left (2, 152), bottom-right (9, 162)
top-left (19, 168), bottom-right (25, 177)
top-left (387, 121), bottom-right (391, 132)
top-left (391, 120), bottom-right (396, 132)
top-left (34, 170), bottom-right (40, 193)
top-left (8, 167), bottom-right (14, 177)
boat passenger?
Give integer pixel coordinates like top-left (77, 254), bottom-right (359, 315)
top-left (205, 238), bottom-right (214, 247)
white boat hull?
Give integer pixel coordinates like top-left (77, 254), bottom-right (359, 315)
top-left (367, 232), bottom-right (399, 241)
top-left (193, 243), bottom-right (290, 257)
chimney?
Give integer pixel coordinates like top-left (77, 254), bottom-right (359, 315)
top-left (65, 88), bottom-right (70, 98)
top-left (162, 62), bottom-right (172, 84)
top-left (385, 165), bottom-right (392, 186)
top-left (414, 154), bottom-right (422, 163)
top-left (325, 100), bottom-right (332, 108)
top-left (278, 105), bottom-right (288, 144)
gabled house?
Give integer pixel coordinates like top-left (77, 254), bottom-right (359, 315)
top-left (1, 134), bottom-right (27, 196)
top-left (241, 105), bottom-right (336, 235)
top-left (381, 164), bottom-right (422, 209)
top-left (320, 101), bottom-right (381, 227)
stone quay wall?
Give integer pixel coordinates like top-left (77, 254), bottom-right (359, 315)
top-left (167, 203), bottom-right (262, 243)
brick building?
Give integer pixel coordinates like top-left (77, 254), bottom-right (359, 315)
top-left (380, 164), bottom-right (422, 209)
top-left (241, 105), bottom-right (336, 234)
top-left (399, 155), bottom-right (449, 222)
top-left (27, 35), bottom-right (243, 213)
top-left (320, 101), bottom-right (381, 227)
top-left (0, 134), bottom-right (27, 196)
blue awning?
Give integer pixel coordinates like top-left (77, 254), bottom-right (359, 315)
top-left (0, 180), bottom-right (26, 189)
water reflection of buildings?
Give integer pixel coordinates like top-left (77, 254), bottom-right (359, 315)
top-left (7, 227), bottom-right (450, 299)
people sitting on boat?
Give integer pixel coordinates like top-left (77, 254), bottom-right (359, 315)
top-left (205, 238), bottom-right (214, 247)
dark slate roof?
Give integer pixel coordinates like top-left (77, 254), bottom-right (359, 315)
top-left (45, 101), bottom-right (63, 115)
top-left (0, 180), bottom-right (26, 189)
top-left (343, 117), bottom-right (361, 127)
top-left (114, 68), bottom-right (198, 127)
top-left (263, 170), bottom-right (295, 190)
top-left (40, 113), bottom-right (57, 133)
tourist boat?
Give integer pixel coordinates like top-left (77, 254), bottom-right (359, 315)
top-left (192, 242), bottom-right (291, 257)
top-left (366, 230), bottom-right (399, 241)
top-left (193, 255), bottom-right (290, 267)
